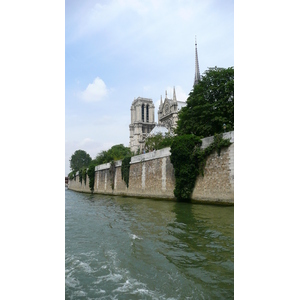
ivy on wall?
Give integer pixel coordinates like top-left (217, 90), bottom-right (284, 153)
top-left (170, 134), bottom-right (202, 201)
top-left (78, 167), bottom-right (88, 185)
top-left (82, 168), bottom-right (87, 185)
top-left (121, 156), bottom-right (131, 188)
top-left (68, 171), bottom-right (76, 180)
top-left (170, 134), bottom-right (231, 201)
top-left (109, 160), bottom-right (116, 190)
top-left (87, 163), bottom-right (96, 193)
top-left (79, 169), bottom-right (83, 184)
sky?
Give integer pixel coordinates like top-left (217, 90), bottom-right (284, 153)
top-left (2, 1), bottom-right (300, 297)
top-left (65, 0), bottom-right (234, 175)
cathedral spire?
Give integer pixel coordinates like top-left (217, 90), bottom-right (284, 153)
top-left (194, 36), bottom-right (201, 87)
top-left (173, 86), bottom-right (177, 102)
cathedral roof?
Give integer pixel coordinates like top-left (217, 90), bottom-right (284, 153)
top-left (148, 125), bottom-right (169, 136)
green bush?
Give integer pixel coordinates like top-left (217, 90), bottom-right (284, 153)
top-left (170, 135), bottom-right (202, 201)
top-left (68, 171), bottom-right (76, 180)
top-left (121, 156), bottom-right (131, 188)
top-left (170, 134), bottom-right (231, 201)
top-left (87, 163), bottom-right (96, 193)
top-left (82, 168), bottom-right (87, 185)
top-left (109, 160), bottom-right (116, 190)
top-left (79, 169), bottom-right (83, 184)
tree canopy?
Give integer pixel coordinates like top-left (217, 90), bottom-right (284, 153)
top-left (69, 149), bottom-right (92, 173)
top-left (144, 132), bottom-right (174, 152)
top-left (176, 66), bottom-right (234, 137)
top-left (94, 144), bottom-right (132, 165)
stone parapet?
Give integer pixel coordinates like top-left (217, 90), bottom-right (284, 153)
top-left (68, 131), bottom-right (234, 204)
top-left (130, 147), bottom-right (171, 164)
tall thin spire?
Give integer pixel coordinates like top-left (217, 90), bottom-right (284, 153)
top-left (194, 36), bottom-right (201, 87)
top-left (173, 86), bottom-right (177, 102)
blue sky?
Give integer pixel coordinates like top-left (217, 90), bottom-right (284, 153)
top-left (2, 1), bottom-right (300, 296)
top-left (65, 0), bottom-right (234, 175)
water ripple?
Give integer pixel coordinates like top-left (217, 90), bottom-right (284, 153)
top-left (65, 190), bottom-right (234, 299)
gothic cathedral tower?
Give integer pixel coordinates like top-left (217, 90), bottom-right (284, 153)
top-left (129, 38), bottom-right (200, 153)
top-left (129, 97), bottom-right (156, 153)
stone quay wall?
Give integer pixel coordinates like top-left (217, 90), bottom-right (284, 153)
top-left (68, 132), bottom-right (234, 204)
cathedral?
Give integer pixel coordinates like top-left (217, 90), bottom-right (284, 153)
top-left (129, 97), bottom-right (156, 153)
top-left (157, 87), bottom-right (187, 132)
top-left (129, 38), bottom-right (201, 153)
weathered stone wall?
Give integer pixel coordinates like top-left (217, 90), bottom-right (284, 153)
top-left (68, 171), bottom-right (90, 193)
top-left (68, 132), bottom-right (234, 204)
top-left (192, 143), bottom-right (234, 204)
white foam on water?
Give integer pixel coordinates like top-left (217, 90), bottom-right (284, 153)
top-left (106, 273), bottom-right (123, 282)
top-left (79, 261), bottom-right (93, 273)
top-left (113, 278), bottom-right (152, 295)
top-left (94, 272), bottom-right (123, 284)
top-left (65, 275), bottom-right (79, 289)
top-left (132, 288), bottom-right (155, 296)
top-left (73, 290), bottom-right (87, 297)
top-left (130, 234), bottom-right (143, 240)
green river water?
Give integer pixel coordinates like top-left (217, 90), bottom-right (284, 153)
top-left (65, 189), bottom-right (234, 299)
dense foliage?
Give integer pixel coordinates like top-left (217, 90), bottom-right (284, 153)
top-left (176, 67), bottom-right (234, 137)
top-left (121, 156), bottom-right (131, 188)
top-left (170, 135), bottom-right (202, 201)
top-left (170, 134), bottom-right (231, 201)
top-left (68, 144), bottom-right (132, 193)
top-left (70, 150), bottom-right (92, 173)
top-left (83, 168), bottom-right (87, 185)
top-left (79, 169), bottom-right (83, 184)
top-left (94, 144), bottom-right (132, 165)
top-left (109, 160), bottom-right (116, 190)
top-left (68, 170), bottom-right (76, 180)
top-left (144, 132), bottom-right (174, 151)
top-left (87, 162), bottom-right (97, 193)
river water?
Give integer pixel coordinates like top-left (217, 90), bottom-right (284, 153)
top-left (65, 189), bottom-right (234, 299)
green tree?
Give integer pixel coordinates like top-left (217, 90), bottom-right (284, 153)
top-left (94, 144), bottom-right (132, 165)
top-left (176, 67), bottom-right (234, 137)
top-left (144, 132), bottom-right (174, 151)
top-left (108, 144), bottom-right (132, 160)
top-left (69, 150), bottom-right (92, 173)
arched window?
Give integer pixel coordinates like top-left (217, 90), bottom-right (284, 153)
top-left (146, 105), bottom-right (149, 122)
top-left (141, 104), bottom-right (144, 122)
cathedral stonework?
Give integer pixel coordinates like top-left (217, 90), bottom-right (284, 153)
top-left (129, 37), bottom-right (200, 153)
top-left (129, 89), bottom-right (186, 153)
top-left (157, 87), bottom-right (186, 132)
top-left (129, 97), bottom-right (156, 153)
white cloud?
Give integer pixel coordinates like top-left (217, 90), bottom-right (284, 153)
top-left (66, 0), bottom-right (213, 47)
top-left (80, 77), bottom-right (108, 102)
top-left (79, 138), bottom-right (93, 146)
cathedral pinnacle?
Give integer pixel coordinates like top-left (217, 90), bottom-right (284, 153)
top-left (173, 86), bottom-right (177, 102)
top-left (194, 36), bottom-right (201, 87)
